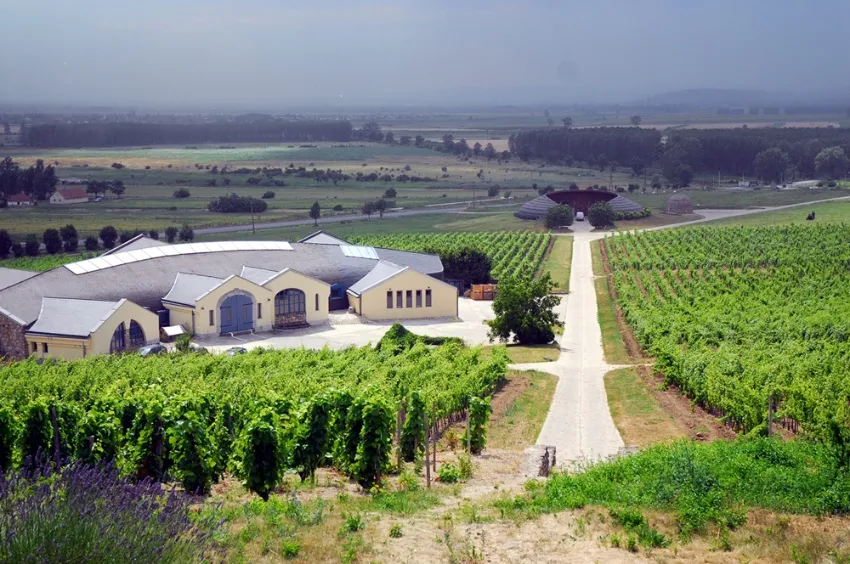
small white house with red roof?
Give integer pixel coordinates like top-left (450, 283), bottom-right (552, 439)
top-left (50, 188), bottom-right (89, 205)
top-left (7, 193), bottom-right (34, 207)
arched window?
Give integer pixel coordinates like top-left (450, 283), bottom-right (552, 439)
top-left (275, 289), bottom-right (305, 315)
top-left (129, 320), bottom-right (145, 346)
top-left (110, 322), bottom-right (126, 352)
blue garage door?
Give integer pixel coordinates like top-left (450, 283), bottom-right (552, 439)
top-left (220, 294), bottom-right (254, 333)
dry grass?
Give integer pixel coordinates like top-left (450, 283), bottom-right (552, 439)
top-left (538, 235), bottom-right (573, 292)
top-left (480, 343), bottom-right (560, 364)
top-left (604, 368), bottom-right (688, 447)
top-left (590, 239), bottom-right (633, 365)
top-left (487, 370), bottom-right (557, 451)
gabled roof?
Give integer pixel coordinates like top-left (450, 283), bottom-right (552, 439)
top-left (27, 297), bottom-right (126, 338)
top-left (240, 265), bottom-right (331, 288)
top-left (54, 188), bottom-right (88, 200)
top-left (162, 273), bottom-right (224, 307)
top-left (102, 233), bottom-right (169, 256)
top-left (298, 231), bottom-right (350, 245)
top-left (240, 265), bottom-right (278, 286)
top-left (347, 261), bottom-right (408, 296)
top-left (0, 267), bottom-right (38, 291)
top-left (7, 193), bottom-right (33, 202)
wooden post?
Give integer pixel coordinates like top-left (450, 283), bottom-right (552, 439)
top-left (50, 406), bottom-right (61, 467)
top-left (423, 411), bottom-right (430, 488)
top-left (395, 401), bottom-right (404, 469)
top-left (432, 421), bottom-right (437, 472)
top-left (466, 407), bottom-right (472, 454)
top-left (767, 395), bottom-right (772, 436)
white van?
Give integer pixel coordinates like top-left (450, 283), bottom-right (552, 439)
top-left (575, 211), bottom-right (585, 221)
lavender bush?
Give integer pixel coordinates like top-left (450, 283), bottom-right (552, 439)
top-left (0, 462), bottom-right (221, 563)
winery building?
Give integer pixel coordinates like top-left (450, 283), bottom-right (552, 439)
top-left (0, 233), bottom-right (456, 361)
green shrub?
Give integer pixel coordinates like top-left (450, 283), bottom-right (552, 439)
top-left (343, 513), bottom-right (365, 533)
top-left (457, 453), bottom-right (473, 480)
top-left (175, 333), bottom-right (192, 352)
top-left (389, 523), bottom-right (403, 538)
top-left (282, 541), bottom-right (300, 558)
top-left (510, 438), bottom-right (850, 536)
top-left (438, 462), bottom-right (461, 483)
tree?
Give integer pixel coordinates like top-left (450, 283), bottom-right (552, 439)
top-left (545, 204), bottom-right (574, 229)
top-left (629, 156), bottom-right (645, 177)
top-left (483, 143), bottom-right (497, 161)
top-left (309, 201), bottom-right (321, 226)
top-left (383, 187), bottom-right (397, 199)
top-left (11, 242), bottom-right (24, 257)
top-left (361, 200), bottom-right (375, 221)
top-left (562, 116), bottom-right (573, 130)
top-left (588, 201), bottom-right (615, 228)
top-left (63, 237), bottom-right (78, 253)
top-left (179, 225), bottom-right (194, 242)
top-left (399, 135), bottom-right (411, 146)
top-left (487, 274), bottom-right (562, 345)
top-left (59, 224), bottom-right (78, 243)
top-left (487, 185), bottom-right (500, 198)
top-left (165, 226), bottom-right (179, 243)
top-left (384, 131), bottom-right (395, 144)
top-left (630, 115), bottom-right (642, 126)
top-left (99, 225), bottom-right (118, 249)
top-left (433, 248), bottom-right (491, 285)
top-left (119, 230), bottom-right (135, 244)
top-left (414, 135), bottom-right (424, 147)
top-left (148, 229), bottom-right (159, 240)
top-left (473, 142), bottom-right (482, 156)
top-left (24, 234), bottom-right (40, 257)
top-left (361, 119), bottom-right (383, 142)
top-left (0, 229), bottom-right (11, 259)
top-left (374, 198), bottom-right (388, 219)
top-left (442, 134), bottom-right (454, 152)
top-left (262, 191), bottom-right (275, 199)
top-left (568, 182), bottom-right (579, 190)
top-left (43, 229), bottom-right (62, 254)
top-left (0, 157), bottom-right (19, 199)
top-left (109, 180), bottom-right (125, 198)
top-left (815, 146), bottom-right (850, 180)
top-left (2, 122), bottom-right (10, 135)
top-left (84, 235), bottom-right (99, 251)
top-left (753, 148), bottom-right (789, 184)
top-left (673, 163), bottom-right (694, 187)
top-left (173, 188), bottom-right (191, 198)
top-left (29, 159), bottom-right (58, 201)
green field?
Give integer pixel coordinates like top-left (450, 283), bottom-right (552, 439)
top-left (699, 199), bottom-right (850, 227)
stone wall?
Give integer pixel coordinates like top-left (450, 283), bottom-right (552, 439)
top-left (0, 312), bottom-right (28, 360)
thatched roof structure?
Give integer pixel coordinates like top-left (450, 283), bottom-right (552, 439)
top-left (515, 190), bottom-right (643, 219)
top-left (665, 193), bottom-right (694, 215)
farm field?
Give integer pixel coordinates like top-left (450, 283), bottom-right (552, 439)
top-left (627, 186), bottom-right (849, 212)
top-left (0, 143), bottom-right (636, 238)
top-left (348, 231), bottom-right (551, 281)
top-left (603, 224), bottom-right (850, 453)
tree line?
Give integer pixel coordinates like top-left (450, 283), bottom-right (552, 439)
top-left (0, 157), bottom-right (58, 201)
top-left (0, 224), bottom-right (195, 260)
top-left (21, 120), bottom-right (354, 147)
top-left (509, 126), bottom-right (850, 184)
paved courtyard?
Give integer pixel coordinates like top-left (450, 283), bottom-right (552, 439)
top-left (194, 297), bottom-right (499, 353)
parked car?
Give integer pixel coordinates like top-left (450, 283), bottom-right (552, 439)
top-left (225, 346), bottom-right (248, 357)
top-left (575, 211), bottom-right (585, 221)
top-left (139, 344), bottom-right (167, 357)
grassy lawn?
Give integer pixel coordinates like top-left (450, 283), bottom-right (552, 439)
top-left (537, 235), bottom-right (572, 292)
top-left (487, 370), bottom-right (557, 451)
top-left (698, 199), bottom-right (850, 228)
top-left (614, 212), bottom-right (703, 231)
top-left (590, 239), bottom-right (632, 365)
top-left (479, 343), bottom-right (560, 364)
top-left (604, 367), bottom-right (687, 447)
top-left (629, 187), bottom-right (849, 211)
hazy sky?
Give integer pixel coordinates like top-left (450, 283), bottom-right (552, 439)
top-left (1, 0), bottom-right (847, 108)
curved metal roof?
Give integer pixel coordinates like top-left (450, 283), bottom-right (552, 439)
top-left (515, 190), bottom-right (643, 219)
